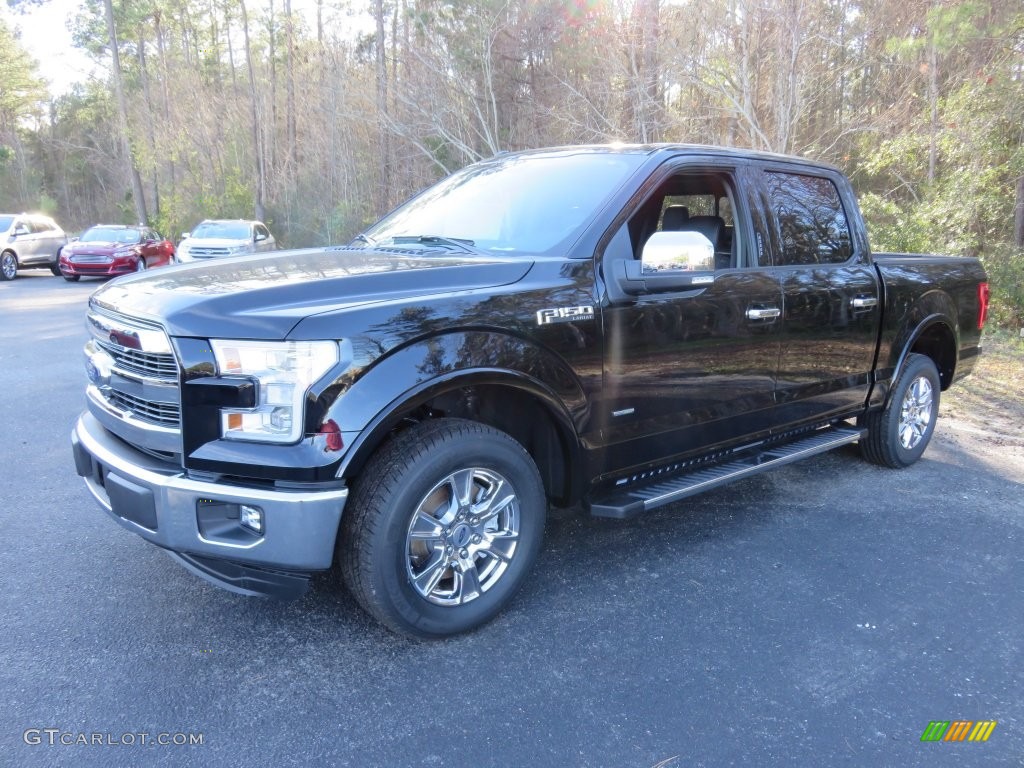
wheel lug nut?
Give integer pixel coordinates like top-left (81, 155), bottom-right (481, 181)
top-left (460, 548), bottom-right (468, 558)
top-left (472, 534), bottom-right (481, 543)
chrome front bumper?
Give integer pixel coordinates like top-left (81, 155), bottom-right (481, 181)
top-left (72, 411), bottom-right (348, 598)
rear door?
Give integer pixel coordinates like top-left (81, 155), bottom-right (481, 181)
top-left (599, 159), bottom-right (784, 472)
top-left (755, 164), bottom-right (881, 428)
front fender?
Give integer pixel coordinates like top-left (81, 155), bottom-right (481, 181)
top-left (327, 330), bottom-right (587, 476)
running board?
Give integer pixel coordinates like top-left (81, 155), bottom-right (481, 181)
top-left (589, 425), bottom-right (866, 519)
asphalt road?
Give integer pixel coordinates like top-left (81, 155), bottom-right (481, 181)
top-left (1, 272), bottom-right (1021, 768)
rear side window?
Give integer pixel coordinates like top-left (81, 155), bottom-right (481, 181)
top-left (764, 172), bottom-right (852, 265)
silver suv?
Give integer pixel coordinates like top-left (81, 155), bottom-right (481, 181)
top-left (0, 213), bottom-right (69, 280)
top-left (175, 219), bottom-right (277, 262)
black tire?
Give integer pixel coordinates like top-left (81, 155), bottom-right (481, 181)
top-left (0, 251), bottom-right (17, 281)
top-left (339, 418), bottom-right (546, 638)
top-left (50, 263), bottom-right (61, 277)
top-left (63, 274), bottom-right (80, 282)
top-left (135, 257), bottom-right (146, 272)
top-left (859, 353), bottom-right (941, 468)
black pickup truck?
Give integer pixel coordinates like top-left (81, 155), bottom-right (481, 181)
top-left (72, 145), bottom-right (989, 637)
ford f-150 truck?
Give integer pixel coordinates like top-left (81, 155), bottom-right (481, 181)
top-left (72, 145), bottom-right (989, 637)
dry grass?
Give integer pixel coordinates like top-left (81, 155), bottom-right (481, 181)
top-left (940, 331), bottom-right (1024, 441)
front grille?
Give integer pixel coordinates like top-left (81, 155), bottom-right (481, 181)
top-left (97, 340), bottom-right (178, 379)
top-left (189, 247), bottom-right (231, 258)
top-left (87, 307), bottom-right (182, 443)
top-left (71, 254), bottom-right (112, 264)
top-left (107, 390), bottom-right (181, 426)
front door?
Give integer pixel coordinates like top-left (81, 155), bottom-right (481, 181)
top-left (599, 163), bottom-right (784, 475)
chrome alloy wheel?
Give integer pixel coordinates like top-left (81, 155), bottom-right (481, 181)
top-left (405, 467), bottom-right (520, 606)
top-left (1, 252), bottom-right (16, 280)
top-left (898, 376), bottom-right (934, 450)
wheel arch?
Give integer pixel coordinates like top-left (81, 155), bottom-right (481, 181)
top-left (325, 329), bottom-right (589, 506)
top-left (336, 370), bottom-right (583, 506)
top-left (886, 315), bottom-right (957, 407)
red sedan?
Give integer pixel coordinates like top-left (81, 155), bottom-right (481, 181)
top-left (59, 224), bottom-right (175, 281)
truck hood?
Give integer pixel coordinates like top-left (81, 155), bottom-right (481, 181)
top-left (89, 247), bottom-right (533, 339)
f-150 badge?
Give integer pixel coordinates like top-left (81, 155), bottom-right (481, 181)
top-left (536, 305), bottom-right (595, 325)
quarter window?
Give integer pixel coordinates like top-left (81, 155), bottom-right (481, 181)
top-left (765, 172), bottom-right (852, 265)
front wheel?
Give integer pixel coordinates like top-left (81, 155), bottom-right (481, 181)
top-left (0, 251), bottom-right (17, 281)
top-left (859, 353), bottom-right (941, 468)
top-left (339, 418), bottom-right (546, 638)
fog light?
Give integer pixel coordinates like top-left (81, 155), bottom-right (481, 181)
top-left (239, 504), bottom-right (264, 534)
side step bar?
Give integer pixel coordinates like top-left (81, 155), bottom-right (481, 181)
top-left (589, 425), bottom-right (866, 519)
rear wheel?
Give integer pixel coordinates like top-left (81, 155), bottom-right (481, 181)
top-left (859, 353), bottom-right (941, 468)
top-left (0, 251), bottom-right (17, 281)
top-left (50, 262), bottom-right (61, 276)
top-left (339, 418), bottom-right (546, 638)
top-left (135, 257), bottom-right (146, 272)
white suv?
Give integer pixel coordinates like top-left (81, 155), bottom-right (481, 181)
top-left (0, 213), bottom-right (69, 280)
top-left (176, 220), bottom-right (277, 262)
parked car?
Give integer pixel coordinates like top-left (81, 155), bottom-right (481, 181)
top-left (58, 224), bottom-right (175, 282)
top-left (175, 219), bottom-right (276, 262)
top-left (71, 145), bottom-right (988, 638)
top-left (0, 213), bottom-right (68, 280)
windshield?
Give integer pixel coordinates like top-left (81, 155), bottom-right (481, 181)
top-left (0, 216), bottom-right (13, 232)
top-left (191, 221), bottom-right (252, 240)
top-left (363, 151), bottom-right (646, 254)
top-left (81, 226), bottom-right (141, 244)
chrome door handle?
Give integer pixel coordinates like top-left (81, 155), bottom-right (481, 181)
top-left (746, 307), bottom-right (781, 321)
top-left (851, 296), bottom-right (878, 309)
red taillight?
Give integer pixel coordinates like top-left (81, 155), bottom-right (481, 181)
top-left (319, 419), bottom-right (343, 452)
top-left (977, 282), bottom-right (990, 330)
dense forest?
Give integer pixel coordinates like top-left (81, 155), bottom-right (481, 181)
top-left (1, 0), bottom-right (1022, 323)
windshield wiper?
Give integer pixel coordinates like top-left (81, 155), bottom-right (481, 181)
top-left (390, 235), bottom-right (476, 252)
top-left (351, 233), bottom-right (374, 246)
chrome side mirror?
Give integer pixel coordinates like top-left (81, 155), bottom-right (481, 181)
top-left (180, 232), bottom-right (190, 240)
top-left (640, 231), bottom-right (715, 273)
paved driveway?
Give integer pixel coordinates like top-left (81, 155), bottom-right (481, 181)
top-left (1, 272), bottom-right (1021, 767)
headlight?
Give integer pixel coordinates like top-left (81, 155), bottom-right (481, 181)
top-left (227, 244), bottom-right (251, 254)
top-left (210, 340), bottom-right (339, 443)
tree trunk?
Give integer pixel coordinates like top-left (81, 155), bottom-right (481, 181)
top-left (1015, 175), bottom-right (1024, 248)
top-left (138, 27), bottom-right (159, 218)
top-left (240, 0), bottom-right (266, 221)
top-left (285, 0), bottom-right (297, 168)
top-left (927, 30), bottom-right (938, 184)
top-left (103, 0), bottom-right (148, 224)
top-left (374, 0), bottom-right (391, 210)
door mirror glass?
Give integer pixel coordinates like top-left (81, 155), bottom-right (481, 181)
top-left (640, 231), bottom-right (714, 273)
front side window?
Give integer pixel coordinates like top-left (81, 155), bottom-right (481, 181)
top-left (764, 172), bottom-right (852, 266)
top-left (618, 171), bottom-right (743, 271)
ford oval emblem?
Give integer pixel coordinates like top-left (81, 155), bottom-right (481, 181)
top-left (86, 347), bottom-right (116, 387)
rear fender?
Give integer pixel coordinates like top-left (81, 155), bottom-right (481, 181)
top-left (875, 289), bottom-right (959, 407)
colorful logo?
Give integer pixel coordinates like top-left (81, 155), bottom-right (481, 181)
top-left (920, 721), bottom-right (997, 742)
